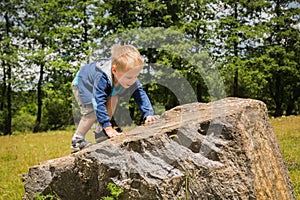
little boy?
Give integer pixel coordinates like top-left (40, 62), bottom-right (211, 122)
top-left (71, 44), bottom-right (159, 152)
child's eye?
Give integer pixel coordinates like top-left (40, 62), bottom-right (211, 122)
top-left (127, 76), bottom-right (137, 80)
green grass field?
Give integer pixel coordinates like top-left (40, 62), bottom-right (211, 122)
top-left (0, 116), bottom-right (299, 200)
top-left (270, 115), bottom-right (300, 199)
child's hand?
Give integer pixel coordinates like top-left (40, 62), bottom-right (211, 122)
top-left (145, 115), bottom-right (160, 124)
top-left (104, 126), bottom-right (122, 138)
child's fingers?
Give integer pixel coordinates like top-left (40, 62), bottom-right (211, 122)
top-left (145, 115), bottom-right (160, 124)
top-left (106, 129), bottom-right (118, 138)
top-left (153, 115), bottom-right (160, 120)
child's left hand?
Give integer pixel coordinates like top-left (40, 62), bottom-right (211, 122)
top-left (145, 115), bottom-right (160, 124)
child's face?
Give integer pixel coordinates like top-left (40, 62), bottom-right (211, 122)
top-left (112, 65), bottom-right (141, 88)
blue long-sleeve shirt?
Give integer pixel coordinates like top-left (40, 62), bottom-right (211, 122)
top-left (74, 59), bottom-right (154, 128)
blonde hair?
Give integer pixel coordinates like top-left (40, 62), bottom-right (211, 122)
top-left (111, 44), bottom-right (144, 71)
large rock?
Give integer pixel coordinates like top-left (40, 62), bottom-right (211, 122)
top-left (23, 98), bottom-right (295, 200)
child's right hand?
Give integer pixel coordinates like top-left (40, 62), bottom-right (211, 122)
top-left (144, 115), bottom-right (160, 124)
top-left (104, 126), bottom-right (122, 138)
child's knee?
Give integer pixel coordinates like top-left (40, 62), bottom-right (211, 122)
top-left (81, 104), bottom-right (96, 119)
top-left (83, 111), bottom-right (97, 120)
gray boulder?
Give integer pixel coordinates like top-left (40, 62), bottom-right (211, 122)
top-left (23, 98), bottom-right (295, 200)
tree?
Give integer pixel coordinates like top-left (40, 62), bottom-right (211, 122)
top-left (22, 0), bottom-right (52, 132)
top-left (179, 0), bottom-right (217, 102)
top-left (263, 0), bottom-right (300, 116)
top-left (0, 0), bottom-right (22, 135)
top-left (1, 0), bottom-right (299, 135)
top-left (22, 0), bottom-right (97, 132)
top-left (213, 0), bottom-right (270, 97)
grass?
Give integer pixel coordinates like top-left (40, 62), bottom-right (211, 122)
top-left (270, 115), bottom-right (300, 200)
top-left (0, 130), bottom-right (73, 200)
top-left (0, 116), bottom-right (299, 200)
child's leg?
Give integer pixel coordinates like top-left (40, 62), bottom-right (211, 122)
top-left (72, 105), bottom-right (96, 151)
top-left (76, 113), bottom-right (97, 136)
top-left (72, 85), bottom-right (96, 140)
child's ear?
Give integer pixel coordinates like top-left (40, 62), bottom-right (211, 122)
top-left (112, 64), bottom-right (117, 75)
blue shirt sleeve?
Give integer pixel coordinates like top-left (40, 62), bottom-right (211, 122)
top-left (93, 74), bottom-right (112, 129)
top-left (132, 80), bottom-right (154, 120)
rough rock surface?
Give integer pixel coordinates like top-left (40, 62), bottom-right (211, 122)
top-left (23, 98), bottom-right (295, 200)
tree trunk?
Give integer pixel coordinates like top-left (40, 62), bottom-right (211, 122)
top-left (274, 76), bottom-right (283, 117)
top-left (4, 12), bottom-right (12, 135)
top-left (3, 60), bottom-right (12, 135)
top-left (274, 101), bottom-right (283, 117)
top-left (33, 61), bottom-right (45, 133)
top-left (287, 86), bottom-right (300, 115)
top-left (6, 63), bottom-right (12, 135)
top-left (1, 63), bottom-right (6, 111)
top-left (233, 2), bottom-right (239, 97)
top-left (233, 69), bottom-right (239, 97)
top-left (197, 83), bottom-right (203, 102)
top-left (286, 99), bottom-right (294, 116)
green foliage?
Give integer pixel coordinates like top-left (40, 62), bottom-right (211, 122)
top-left (42, 82), bottom-right (73, 130)
top-left (19, 103), bottom-right (37, 116)
top-left (0, 0), bottom-right (299, 134)
top-left (102, 182), bottom-right (124, 200)
top-left (35, 192), bottom-right (60, 200)
top-left (12, 112), bottom-right (36, 134)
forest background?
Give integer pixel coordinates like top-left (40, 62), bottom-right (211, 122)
top-left (0, 0), bottom-right (299, 135)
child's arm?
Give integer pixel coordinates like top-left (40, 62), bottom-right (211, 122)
top-left (94, 79), bottom-right (123, 138)
top-left (93, 74), bottom-right (114, 130)
top-left (132, 81), bottom-right (159, 123)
